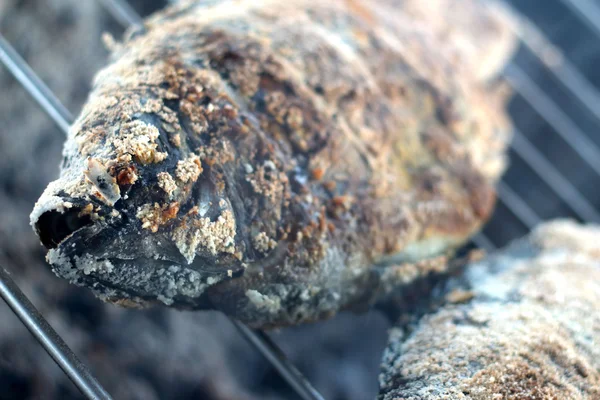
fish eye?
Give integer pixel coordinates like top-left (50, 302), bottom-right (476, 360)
top-left (36, 209), bottom-right (92, 249)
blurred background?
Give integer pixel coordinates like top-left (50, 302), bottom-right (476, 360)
top-left (1, 0), bottom-right (600, 399)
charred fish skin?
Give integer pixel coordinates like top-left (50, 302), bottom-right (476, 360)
top-left (31, 0), bottom-right (514, 328)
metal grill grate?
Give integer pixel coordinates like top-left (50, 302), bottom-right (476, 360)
top-left (1, 0), bottom-right (600, 398)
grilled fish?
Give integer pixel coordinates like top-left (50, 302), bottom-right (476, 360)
top-left (379, 220), bottom-right (600, 399)
top-left (31, 0), bottom-right (515, 328)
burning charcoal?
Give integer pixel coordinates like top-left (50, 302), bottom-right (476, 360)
top-left (379, 220), bottom-right (600, 399)
top-left (31, 0), bottom-right (516, 328)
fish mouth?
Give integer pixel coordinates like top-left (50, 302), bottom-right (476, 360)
top-left (35, 207), bottom-right (93, 249)
top-left (35, 208), bottom-right (244, 309)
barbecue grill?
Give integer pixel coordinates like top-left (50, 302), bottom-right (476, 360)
top-left (1, 0), bottom-right (600, 399)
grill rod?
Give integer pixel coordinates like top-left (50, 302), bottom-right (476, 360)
top-left (496, 0), bottom-right (600, 122)
top-left (99, 0), bottom-right (144, 28)
top-left (232, 320), bottom-right (328, 400)
top-left (561, 0), bottom-right (600, 37)
top-left (496, 181), bottom-right (542, 229)
top-left (510, 129), bottom-right (600, 223)
top-left (0, 36), bottom-right (112, 400)
top-left (0, 35), bottom-right (70, 134)
top-left (485, 2), bottom-right (600, 223)
top-left (0, 265), bottom-right (111, 400)
top-left (493, 2), bottom-right (600, 178)
top-left (471, 233), bottom-right (497, 251)
top-left (505, 64), bottom-right (600, 177)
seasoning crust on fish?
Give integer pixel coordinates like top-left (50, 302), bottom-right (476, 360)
top-left (31, 0), bottom-right (515, 328)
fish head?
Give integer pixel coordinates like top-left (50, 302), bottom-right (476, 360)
top-left (29, 61), bottom-right (253, 308)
